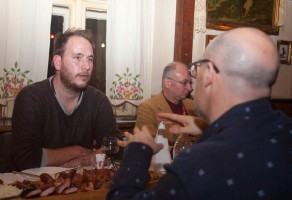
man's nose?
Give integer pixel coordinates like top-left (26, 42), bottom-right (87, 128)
top-left (81, 58), bottom-right (91, 71)
top-left (186, 82), bottom-right (193, 91)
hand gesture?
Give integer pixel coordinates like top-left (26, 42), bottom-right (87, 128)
top-left (118, 126), bottom-right (163, 154)
top-left (157, 113), bottom-right (208, 136)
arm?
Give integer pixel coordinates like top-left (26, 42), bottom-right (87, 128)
top-left (135, 102), bottom-right (158, 137)
top-left (58, 148), bottom-right (102, 168)
top-left (12, 88), bottom-right (46, 170)
top-left (107, 127), bottom-right (188, 200)
top-left (47, 145), bottom-right (92, 167)
top-left (93, 95), bottom-right (122, 148)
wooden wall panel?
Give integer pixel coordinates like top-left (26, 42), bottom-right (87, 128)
top-left (174, 0), bottom-right (195, 65)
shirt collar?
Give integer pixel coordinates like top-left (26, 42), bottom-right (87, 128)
top-left (198, 98), bottom-right (273, 142)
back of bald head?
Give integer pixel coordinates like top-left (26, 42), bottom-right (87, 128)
top-left (204, 27), bottom-right (279, 90)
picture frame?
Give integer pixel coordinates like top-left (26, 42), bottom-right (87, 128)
top-left (205, 35), bottom-right (217, 47)
top-left (206, 0), bottom-right (280, 35)
top-left (277, 40), bottom-right (292, 65)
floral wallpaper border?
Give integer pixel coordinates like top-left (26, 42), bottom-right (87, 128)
top-left (109, 67), bottom-right (143, 100)
top-left (0, 62), bottom-right (33, 98)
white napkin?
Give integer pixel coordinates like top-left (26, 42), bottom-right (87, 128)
top-left (95, 154), bottom-right (105, 169)
top-left (151, 122), bottom-right (172, 173)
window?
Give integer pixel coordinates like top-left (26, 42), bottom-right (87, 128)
top-left (47, 5), bottom-right (69, 77)
top-left (86, 10), bottom-right (107, 93)
top-left (48, 1), bottom-right (107, 93)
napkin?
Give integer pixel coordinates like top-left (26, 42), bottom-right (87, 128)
top-left (95, 154), bottom-right (105, 169)
top-left (151, 122), bottom-right (172, 173)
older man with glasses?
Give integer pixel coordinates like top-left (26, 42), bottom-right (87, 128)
top-left (135, 61), bottom-right (207, 146)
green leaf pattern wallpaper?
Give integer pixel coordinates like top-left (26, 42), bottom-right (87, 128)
top-left (0, 62), bottom-right (33, 98)
top-left (109, 67), bottom-right (143, 101)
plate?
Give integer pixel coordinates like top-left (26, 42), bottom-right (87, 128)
top-left (22, 166), bottom-right (71, 178)
top-left (0, 185), bottom-right (22, 200)
top-left (0, 195), bottom-right (19, 200)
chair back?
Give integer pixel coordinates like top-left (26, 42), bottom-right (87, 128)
top-left (0, 132), bottom-right (12, 172)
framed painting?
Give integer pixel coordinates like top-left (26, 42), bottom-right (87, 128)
top-left (205, 35), bottom-right (217, 47)
top-left (206, 0), bottom-right (280, 35)
top-left (277, 40), bottom-right (292, 65)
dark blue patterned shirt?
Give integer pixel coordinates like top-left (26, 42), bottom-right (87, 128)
top-left (107, 98), bottom-right (292, 200)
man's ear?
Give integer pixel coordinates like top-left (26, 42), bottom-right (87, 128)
top-left (163, 78), bottom-right (171, 89)
top-left (53, 55), bottom-right (61, 70)
top-left (204, 62), bottom-right (217, 87)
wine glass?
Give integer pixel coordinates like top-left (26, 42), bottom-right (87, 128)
top-left (101, 137), bottom-right (119, 168)
top-left (172, 134), bottom-right (193, 159)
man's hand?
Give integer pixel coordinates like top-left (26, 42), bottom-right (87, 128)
top-left (47, 145), bottom-right (92, 167)
top-left (60, 149), bottom-right (102, 168)
top-left (157, 113), bottom-right (208, 136)
top-left (118, 126), bottom-right (163, 154)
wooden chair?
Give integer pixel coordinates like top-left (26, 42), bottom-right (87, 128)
top-left (0, 131), bottom-right (12, 172)
top-left (112, 101), bottom-right (137, 134)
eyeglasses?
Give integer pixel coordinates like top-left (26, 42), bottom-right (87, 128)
top-left (166, 77), bottom-right (193, 87)
top-left (188, 59), bottom-right (220, 78)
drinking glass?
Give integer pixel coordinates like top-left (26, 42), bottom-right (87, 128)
top-left (101, 137), bottom-right (119, 168)
top-left (78, 154), bottom-right (96, 171)
top-left (172, 134), bottom-right (193, 159)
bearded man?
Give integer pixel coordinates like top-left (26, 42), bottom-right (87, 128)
top-left (11, 29), bottom-right (121, 171)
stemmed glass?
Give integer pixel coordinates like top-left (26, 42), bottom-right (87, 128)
top-left (173, 134), bottom-right (199, 159)
top-left (101, 137), bottom-right (119, 169)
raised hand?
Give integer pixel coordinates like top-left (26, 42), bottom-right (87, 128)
top-left (156, 113), bottom-right (208, 136)
top-left (118, 126), bottom-right (163, 154)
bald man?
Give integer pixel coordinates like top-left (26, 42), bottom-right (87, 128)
top-left (107, 27), bottom-right (292, 200)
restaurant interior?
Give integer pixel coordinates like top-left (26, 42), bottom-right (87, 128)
top-left (0, 0), bottom-right (292, 199)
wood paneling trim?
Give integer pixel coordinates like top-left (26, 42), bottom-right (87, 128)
top-left (174, 0), bottom-right (195, 64)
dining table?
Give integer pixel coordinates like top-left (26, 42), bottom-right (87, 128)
top-left (0, 166), bottom-right (159, 200)
top-left (0, 167), bottom-right (109, 200)
top-left (32, 189), bottom-right (109, 200)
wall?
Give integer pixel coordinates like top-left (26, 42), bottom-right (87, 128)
top-left (271, 1), bottom-right (292, 99)
top-left (151, 0), bottom-right (176, 96)
top-left (191, 1), bottom-right (292, 99)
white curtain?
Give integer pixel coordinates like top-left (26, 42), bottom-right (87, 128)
top-left (194, 0), bottom-right (207, 34)
top-left (0, 0), bottom-right (52, 98)
top-left (106, 0), bottom-right (154, 106)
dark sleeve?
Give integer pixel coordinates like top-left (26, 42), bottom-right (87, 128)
top-left (93, 94), bottom-right (122, 148)
top-left (106, 143), bottom-right (189, 200)
top-left (11, 88), bottom-right (44, 170)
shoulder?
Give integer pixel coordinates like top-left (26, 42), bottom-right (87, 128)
top-left (83, 85), bottom-right (110, 105)
top-left (17, 79), bottom-right (51, 99)
top-left (182, 98), bottom-right (193, 106)
top-left (84, 85), bottom-right (107, 98)
top-left (139, 92), bottom-right (166, 107)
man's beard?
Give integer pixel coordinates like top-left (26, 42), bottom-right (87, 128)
top-left (60, 68), bottom-right (89, 92)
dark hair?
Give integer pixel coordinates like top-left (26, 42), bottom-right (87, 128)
top-left (53, 28), bottom-right (95, 57)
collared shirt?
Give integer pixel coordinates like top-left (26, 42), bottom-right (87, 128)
top-left (107, 98), bottom-right (292, 200)
top-left (164, 94), bottom-right (187, 115)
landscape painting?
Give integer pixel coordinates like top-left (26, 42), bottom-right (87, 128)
top-left (207, 0), bottom-right (279, 34)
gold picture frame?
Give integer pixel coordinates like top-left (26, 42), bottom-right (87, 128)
top-left (207, 0), bottom-right (280, 35)
top-left (205, 35), bottom-right (217, 47)
top-left (277, 40), bottom-right (292, 65)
